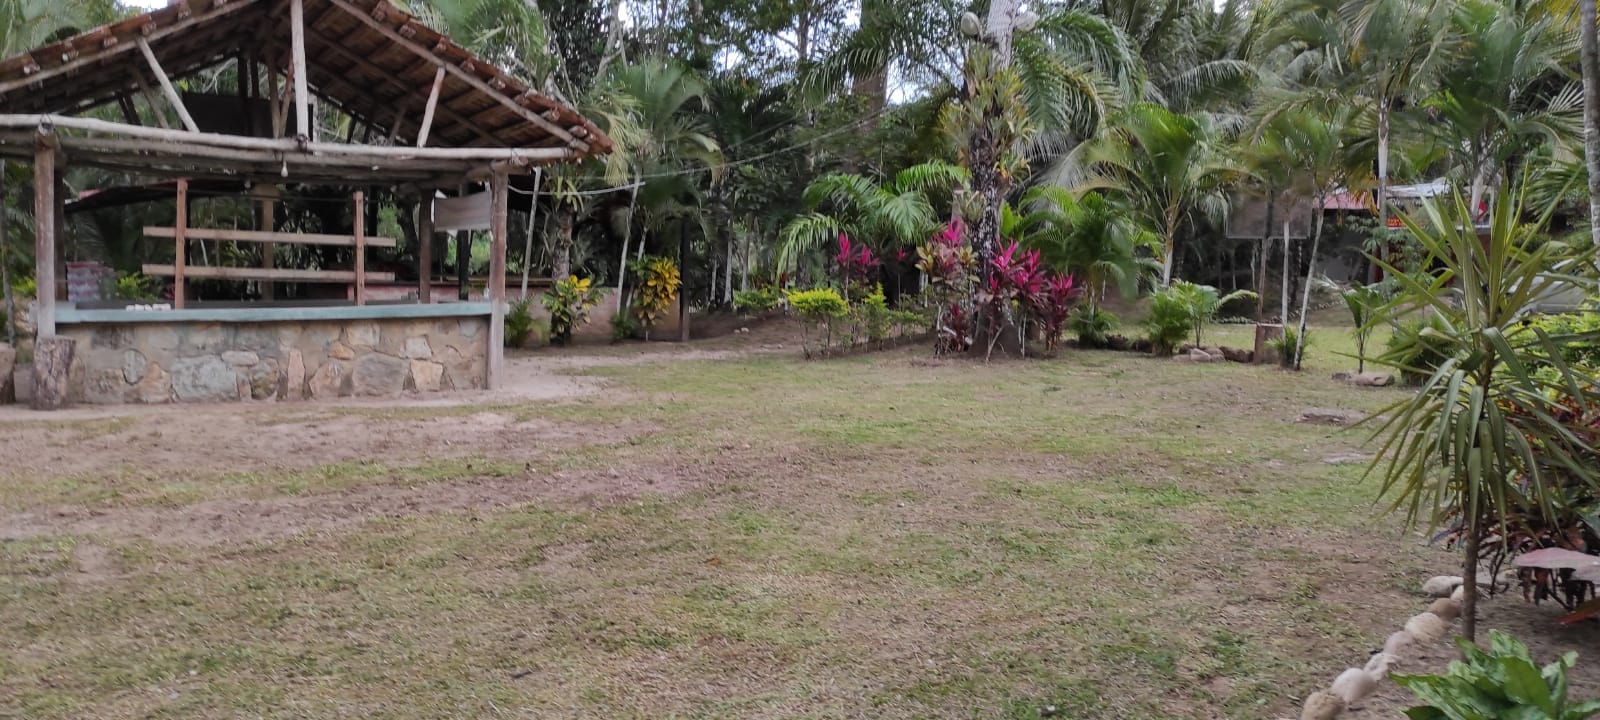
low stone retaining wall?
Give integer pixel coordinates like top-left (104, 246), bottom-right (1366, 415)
top-left (55, 305), bottom-right (490, 404)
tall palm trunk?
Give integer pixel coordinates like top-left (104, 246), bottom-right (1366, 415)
top-left (1256, 192), bottom-right (1275, 322)
top-left (1375, 101), bottom-right (1390, 283)
top-left (0, 159), bottom-right (12, 347)
top-left (1159, 209), bottom-right (1180, 287)
top-left (554, 205), bottom-right (574, 281)
top-left (1582, 0), bottom-right (1600, 274)
top-left (1293, 195), bottom-right (1325, 370)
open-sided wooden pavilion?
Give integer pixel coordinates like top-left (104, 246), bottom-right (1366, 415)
top-left (0, 0), bottom-right (611, 408)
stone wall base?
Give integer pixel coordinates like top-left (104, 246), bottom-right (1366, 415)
top-left (59, 316), bottom-right (489, 404)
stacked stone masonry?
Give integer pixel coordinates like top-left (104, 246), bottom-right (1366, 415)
top-left (59, 316), bottom-right (489, 404)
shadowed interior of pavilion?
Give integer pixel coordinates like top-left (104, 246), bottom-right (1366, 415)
top-left (0, 0), bottom-right (611, 406)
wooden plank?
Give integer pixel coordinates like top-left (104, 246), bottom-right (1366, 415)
top-left (417, 189), bottom-right (434, 303)
top-left (416, 67), bottom-right (447, 147)
top-left (142, 264), bottom-right (397, 283)
top-left (257, 185), bottom-right (277, 300)
top-left (136, 37), bottom-right (199, 133)
top-left (488, 171), bottom-right (508, 390)
top-left (132, 70), bottom-right (171, 130)
top-left (323, 0), bottom-right (587, 152)
top-left (174, 179), bottom-right (187, 309)
top-left (33, 136), bottom-right (55, 337)
top-left (116, 95), bottom-right (140, 125)
top-left (290, 0), bottom-right (311, 140)
top-left (434, 191), bottom-right (492, 231)
top-left (353, 191), bottom-right (366, 306)
top-left (143, 226), bottom-right (397, 248)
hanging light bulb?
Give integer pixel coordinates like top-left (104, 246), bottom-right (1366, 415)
top-left (959, 11), bottom-right (982, 38)
top-left (1015, 10), bottom-right (1040, 33)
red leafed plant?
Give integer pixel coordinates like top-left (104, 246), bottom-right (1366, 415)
top-left (1029, 273), bottom-right (1080, 354)
top-left (834, 233), bottom-right (881, 300)
top-left (916, 220), bottom-right (977, 355)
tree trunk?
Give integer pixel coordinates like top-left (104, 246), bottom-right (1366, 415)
top-left (1293, 199), bottom-right (1324, 370)
top-left (679, 220), bottom-right (691, 342)
top-left (1256, 192), bottom-right (1275, 322)
top-left (1375, 101), bottom-right (1390, 284)
top-left (1582, 0), bottom-right (1600, 270)
top-left (554, 206), bottom-right (574, 281)
top-left (1160, 210), bottom-right (1180, 287)
top-left (1280, 221), bottom-right (1291, 323)
top-left (30, 336), bottom-right (74, 410)
top-left (1462, 511), bottom-right (1481, 642)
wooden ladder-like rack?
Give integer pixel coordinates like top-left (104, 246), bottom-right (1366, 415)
top-left (141, 180), bottom-right (396, 307)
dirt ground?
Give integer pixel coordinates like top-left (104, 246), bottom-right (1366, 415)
top-left (4, 316), bottom-right (1599, 719)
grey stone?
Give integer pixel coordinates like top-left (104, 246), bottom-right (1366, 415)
top-left (1296, 408), bottom-right (1366, 426)
top-left (459, 318), bottom-right (483, 337)
top-left (403, 336), bottom-right (432, 359)
top-left (84, 368), bottom-right (131, 404)
top-left (13, 363), bottom-right (33, 403)
top-left (247, 362), bottom-right (279, 400)
top-left (329, 342), bottom-right (356, 361)
top-left (92, 326), bottom-right (134, 350)
top-left (171, 356), bottom-right (239, 402)
top-left (1332, 371), bottom-right (1395, 387)
top-left (121, 350), bottom-right (147, 384)
top-left (410, 360), bottom-right (444, 392)
top-left (308, 360), bottom-right (350, 399)
top-left (1188, 348), bottom-right (1220, 363)
top-left (345, 322), bottom-right (380, 348)
top-left (351, 354), bottom-right (408, 396)
top-left (284, 349), bottom-right (306, 400)
top-left (222, 350), bottom-right (260, 366)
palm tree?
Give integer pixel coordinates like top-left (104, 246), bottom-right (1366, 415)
top-left (1052, 102), bottom-right (1237, 288)
top-left (778, 161), bottom-right (970, 279)
top-left (1013, 186), bottom-right (1159, 316)
top-left (1264, 104), bottom-right (1374, 369)
top-left (1428, 0), bottom-right (1580, 210)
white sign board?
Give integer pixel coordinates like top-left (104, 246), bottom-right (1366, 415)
top-left (434, 191), bottom-right (492, 232)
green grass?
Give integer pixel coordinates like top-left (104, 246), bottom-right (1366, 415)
top-left (0, 320), bottom-right (1445, 719)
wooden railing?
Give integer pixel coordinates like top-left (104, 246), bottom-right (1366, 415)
top-left (140, 181), bottom-right (393, 307)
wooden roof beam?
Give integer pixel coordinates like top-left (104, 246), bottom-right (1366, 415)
top-left (135, 37), bottom-right (199, 132)
top-left (322, 0), bottom-right (587, 153)
top-left (296, 27), bottom-right (500, 146)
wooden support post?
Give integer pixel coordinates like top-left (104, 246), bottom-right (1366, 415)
top-left (417, 189), bottom-right (434, 303)
top-left (257, 185), bottom-right (277, 300)
top-left (353, 191), bottom-right (366, 306)
top-left (30, 336), bottom-right (74, 410)
top-left (290, 0), bottom-right (311, 141)
top-left (488, 171), bottom-right (508, 389)
top-left (136, 37), bottom-right (199, 133)
top-left (416, 67), bottom-right (446, 148)
top-left (174, 179), bottom-right (188, 309)
top-left (32, 135), bottom-right (56, 338)
top-left (267, 67), bottom-right (283, 138)
top-left (456, 183), bottom-right (470, 301)
top-left (236, 52), bottom-right (253, 137)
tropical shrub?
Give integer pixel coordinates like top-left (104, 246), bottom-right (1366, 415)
top-left (1343, 283), bottom-right (1393, 373)
top-left (14, 275), bottom-right (35, 299)
top-left (1382, 313), bottom-right (1460, 385)
top-left (541, 275), bottom-right (603, 345)
top-left (1029, 274), bottom-right (1080, 354)
top-left (916, 220), bottom-right (978, 355)
top-left (975, 240), bottom-right (1042, 360)
top-left (1145, 288), bottom-right (1194, 356)
top-left (632, 256), bottom-right (682, 340)
top-left (787, 287), bottom-right (848, 358)
top-left (1068, 306), bottom-right (1117, 348)
top-left (1166, 280), bottom-right (1256, 348)
top-left (1521, 300), bottom-right (1600, 372)
top-left (733, 287), bottom-right (782, 314)
top-left (858, 286), bottom-right (893, 346)
top-left (1365, 189), bottom-right (1600, 640)
top-left (1268, 327), bottom-right (1306, 368)
top-left (114, 272), bottom-right (162, 302)
top-left (505, 297), bottom-right (537, 348)
top-left (834, 234), bottom-right (880, 301)
top-left (610, 311), bottom-right (639, 342)
top-left (1393, 631), bottom-right (1600, 720)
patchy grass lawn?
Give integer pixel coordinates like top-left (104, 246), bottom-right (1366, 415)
top-left (1, 321), bottom-right (1452, 719)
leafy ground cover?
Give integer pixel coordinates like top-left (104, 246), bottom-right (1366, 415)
top-left (1, 318), bottom-right (1593, 719)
